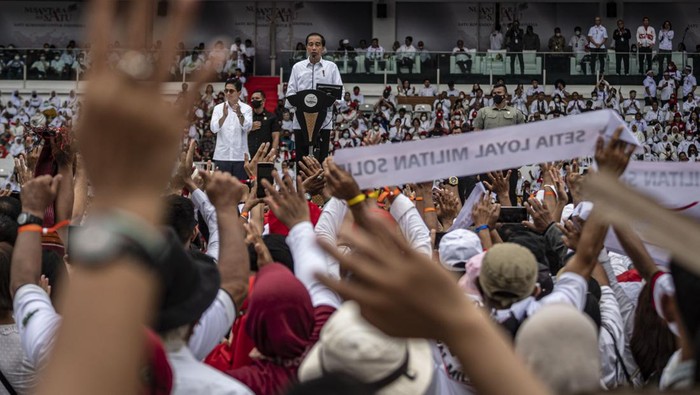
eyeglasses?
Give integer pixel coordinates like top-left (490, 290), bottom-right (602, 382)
top-left (224, 89), bottom-right (237, 94)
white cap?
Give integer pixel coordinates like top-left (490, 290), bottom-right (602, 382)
top-left (438, 229), bottom-right (483, 272)
top-left (299, 302), bottom-right (433, 394)
top-left (342, 39), bottom-right (350, 44)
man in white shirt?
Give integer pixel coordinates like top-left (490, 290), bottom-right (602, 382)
top-left (643, 70), bottom-right (657, 105)
top-left (490, 25), bottom-right (504, 50)
top-left (681, 66), bottom-right (697, 100)
top-left (364, 38), bottom-right (385, 73)
top-left (286, 32), bottom-right (344, 161)
top-left (396, 36), bottom-right (416, 74)
top-left (567, 92), bottom-right (585, 115)
top-left (657, 72), bottom-right (677, 106)
top-left (210, 78), bottom-right (253, 180)
top-left (530, 92), bottom-right (549, 115)
top-left (636, 17), bottom-right (655, 74)
top-left (446, 81), bottom-right (460, 97)
top-left (452, 39), bottom-right (472, 74)
top-left (30, 55), bottom-right (49, 79)
top-left (48, 91), bottom-right (61, 108)
top-left (587, 16), bottom-right (608, 74)
top-left (526, 79), bottom-right (544, 98)
top-left (622, 90), bottom-right (642, 115)
top-left (419, 79), bottom-right (438, 97)
top-left (180, 51), bottom-right (202, 76)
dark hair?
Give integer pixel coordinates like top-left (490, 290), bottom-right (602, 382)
top-left (670, 260), bottom-right (700, 384)
top-left (252, 89), bottom-right (266, 99)
top-left (0, 243), bottom-right (12, 312)
top-left (0, 197), bottom-right (20, 221)
top-left (630, 283), bottom-right (676, 382)
top-left (663, 20), bottom-right (672, 29)
top-left (305, 32), bottom-right (326, 46)
top-left (0, 215), bottom-right (18, 245)
top-left (642, 16), bottom-right (649, 21)
top-left (224, 78), bottom-right (243, 92)
top-left (164, 195), bottom-right (197, 245)
top-left (405, 36), bottom-right (413, 42)
top-left (574, 26), bottom-right (582, 32)
top-left (492, 83), bottom-right (508, 92)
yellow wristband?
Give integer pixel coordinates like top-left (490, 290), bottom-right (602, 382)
top-left (347, 194), bottom-right (367, 207)
top-left (366, 191), bottom-right (379, 199)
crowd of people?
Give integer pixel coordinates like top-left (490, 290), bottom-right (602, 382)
top-left (0, 37), bottom-right (256, 81)
top-left (0, 2), bottom-right (699, 395)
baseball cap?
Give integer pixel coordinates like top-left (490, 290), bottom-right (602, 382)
top-left (299, 302), bottom-right (433, 394)
top-left (342, 39), bottom-right (350, 44)
top-left (438, 229), bottom-right (483, 272)
top-left (478, 243), bottom-right (538, 308)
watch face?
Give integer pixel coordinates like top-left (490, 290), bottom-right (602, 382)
top-left (448, 176), bottom-right (459, 186)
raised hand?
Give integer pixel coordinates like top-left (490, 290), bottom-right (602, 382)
top-left (14, 157), bottom-right (34, 187)
top-left (522, 197), bottom-right (554, 234)
top-left (594, 126), bottom-right (635, 177)
top-left (200, 170), bottom-right (247, 210)
top-left (20, 175), bottom-right (62, 218)
top-left (556, 217), bottom-right (585, 251)
top-left (483, 170), bottom-right (511, 205)
top-left (244, 221), bottom-right (273, 269)
top-left (75, 0), bottom-right (211, 223)
top-left (243, 142), bottom-right (275, 179)
top-left (436, 188), bottom-right (461, 227)
top-left (471, 194), bottom-right (493, 227)
top-left (261, 171), bottom-right (310, 229)
top-left (323, 157), bottom-right (362, 201)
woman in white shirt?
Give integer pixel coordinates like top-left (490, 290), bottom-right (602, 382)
top-left (657, 21), bottom-right (674, 76)
top-left (397, 79), bottom-right (416, 96)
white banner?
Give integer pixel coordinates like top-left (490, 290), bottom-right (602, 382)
top-left (333, 110), bottom-right (639, 189)
top-left (621, 161), bottom-right (700, 219)
top-left (605, 161), bottom-right (700, 265)
top-left (447, 182), bottom-right (487, 232)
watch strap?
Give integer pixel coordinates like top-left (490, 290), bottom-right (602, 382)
top-left (18, 212), bottom-right (44, 226)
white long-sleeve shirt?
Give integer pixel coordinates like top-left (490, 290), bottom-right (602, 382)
top-left (285, 58), bottom-right (344, 131)
top-left (636, 26), bottom-right (656, 48)
top-left (658, 29), bottom-right (674, 51)
top-left (210, 100), bottom-right (253, 161)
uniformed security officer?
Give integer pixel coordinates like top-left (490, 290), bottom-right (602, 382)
top-left (473, 84), bottom-right (526, 130)
top-left (471, 83), bottom-right (525, 205)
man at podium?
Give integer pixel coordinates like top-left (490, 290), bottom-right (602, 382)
top-left (286, 32), bottom-right (344, 162)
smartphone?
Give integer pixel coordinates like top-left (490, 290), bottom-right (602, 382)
top-left (497, 206), bottom-right (528, 224)
top-left (257, 162), bottom-right (274, 198)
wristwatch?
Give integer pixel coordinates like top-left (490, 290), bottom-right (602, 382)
top-left (69, 226), bottom-right (153, 266)
top-left (17, 212), bottom-right (43, 226)
top-left (448, 176), bottom-right (459, 186)
top-left (68, 213), bottom-right (167, 268)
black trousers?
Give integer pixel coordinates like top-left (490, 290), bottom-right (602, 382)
top-left (616, 52), bottom-right (629, 74)
top-left (294, 128), bottom-right (331, 163)
top-left (510, 52), bottom-right (524, 74)
top-left (638, 47), bottom-right (653, 73)
top-left (658, 50), bottom-right (672, 75)
top-left (589, 47), bottom-right (606, 74)
top-left (456, 59), bottom-right (472, 73)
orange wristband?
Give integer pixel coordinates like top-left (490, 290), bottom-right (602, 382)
top-left (18, 225), bottom-right (42, 234)
top-left (240, 211), bottom-right (249, 218)
top-left (424, 207), bottom-right (436, 213)
top-left (415, 197), bottom-right (424, 201)
top-left (18, 220), bottom-right (70, 235)
top-left (544, 191), bottom-right (556, 197)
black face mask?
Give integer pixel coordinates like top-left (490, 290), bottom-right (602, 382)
top-left (493, 94), bottom-right (504, 104)
top-left (251, 100), bottom-right (263, 109)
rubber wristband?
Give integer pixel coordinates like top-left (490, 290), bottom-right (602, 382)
top-left (415, 197), bottom-right (424, 201)
top-left (366, 191), bottom-right (379, 199)
top-left (475, 224), bottom-right (490, 233)
top-left (18, 224), bottom-right (42, 234)
top-left (347, 194), bottom-right (367, 207)
top-left (424, 207), bottom-right (436, 213)
top-left (544, 191), bottom-right (556, 197)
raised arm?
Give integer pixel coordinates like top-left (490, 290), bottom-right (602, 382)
top-left (262, 171), bottom-right (341, 308)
